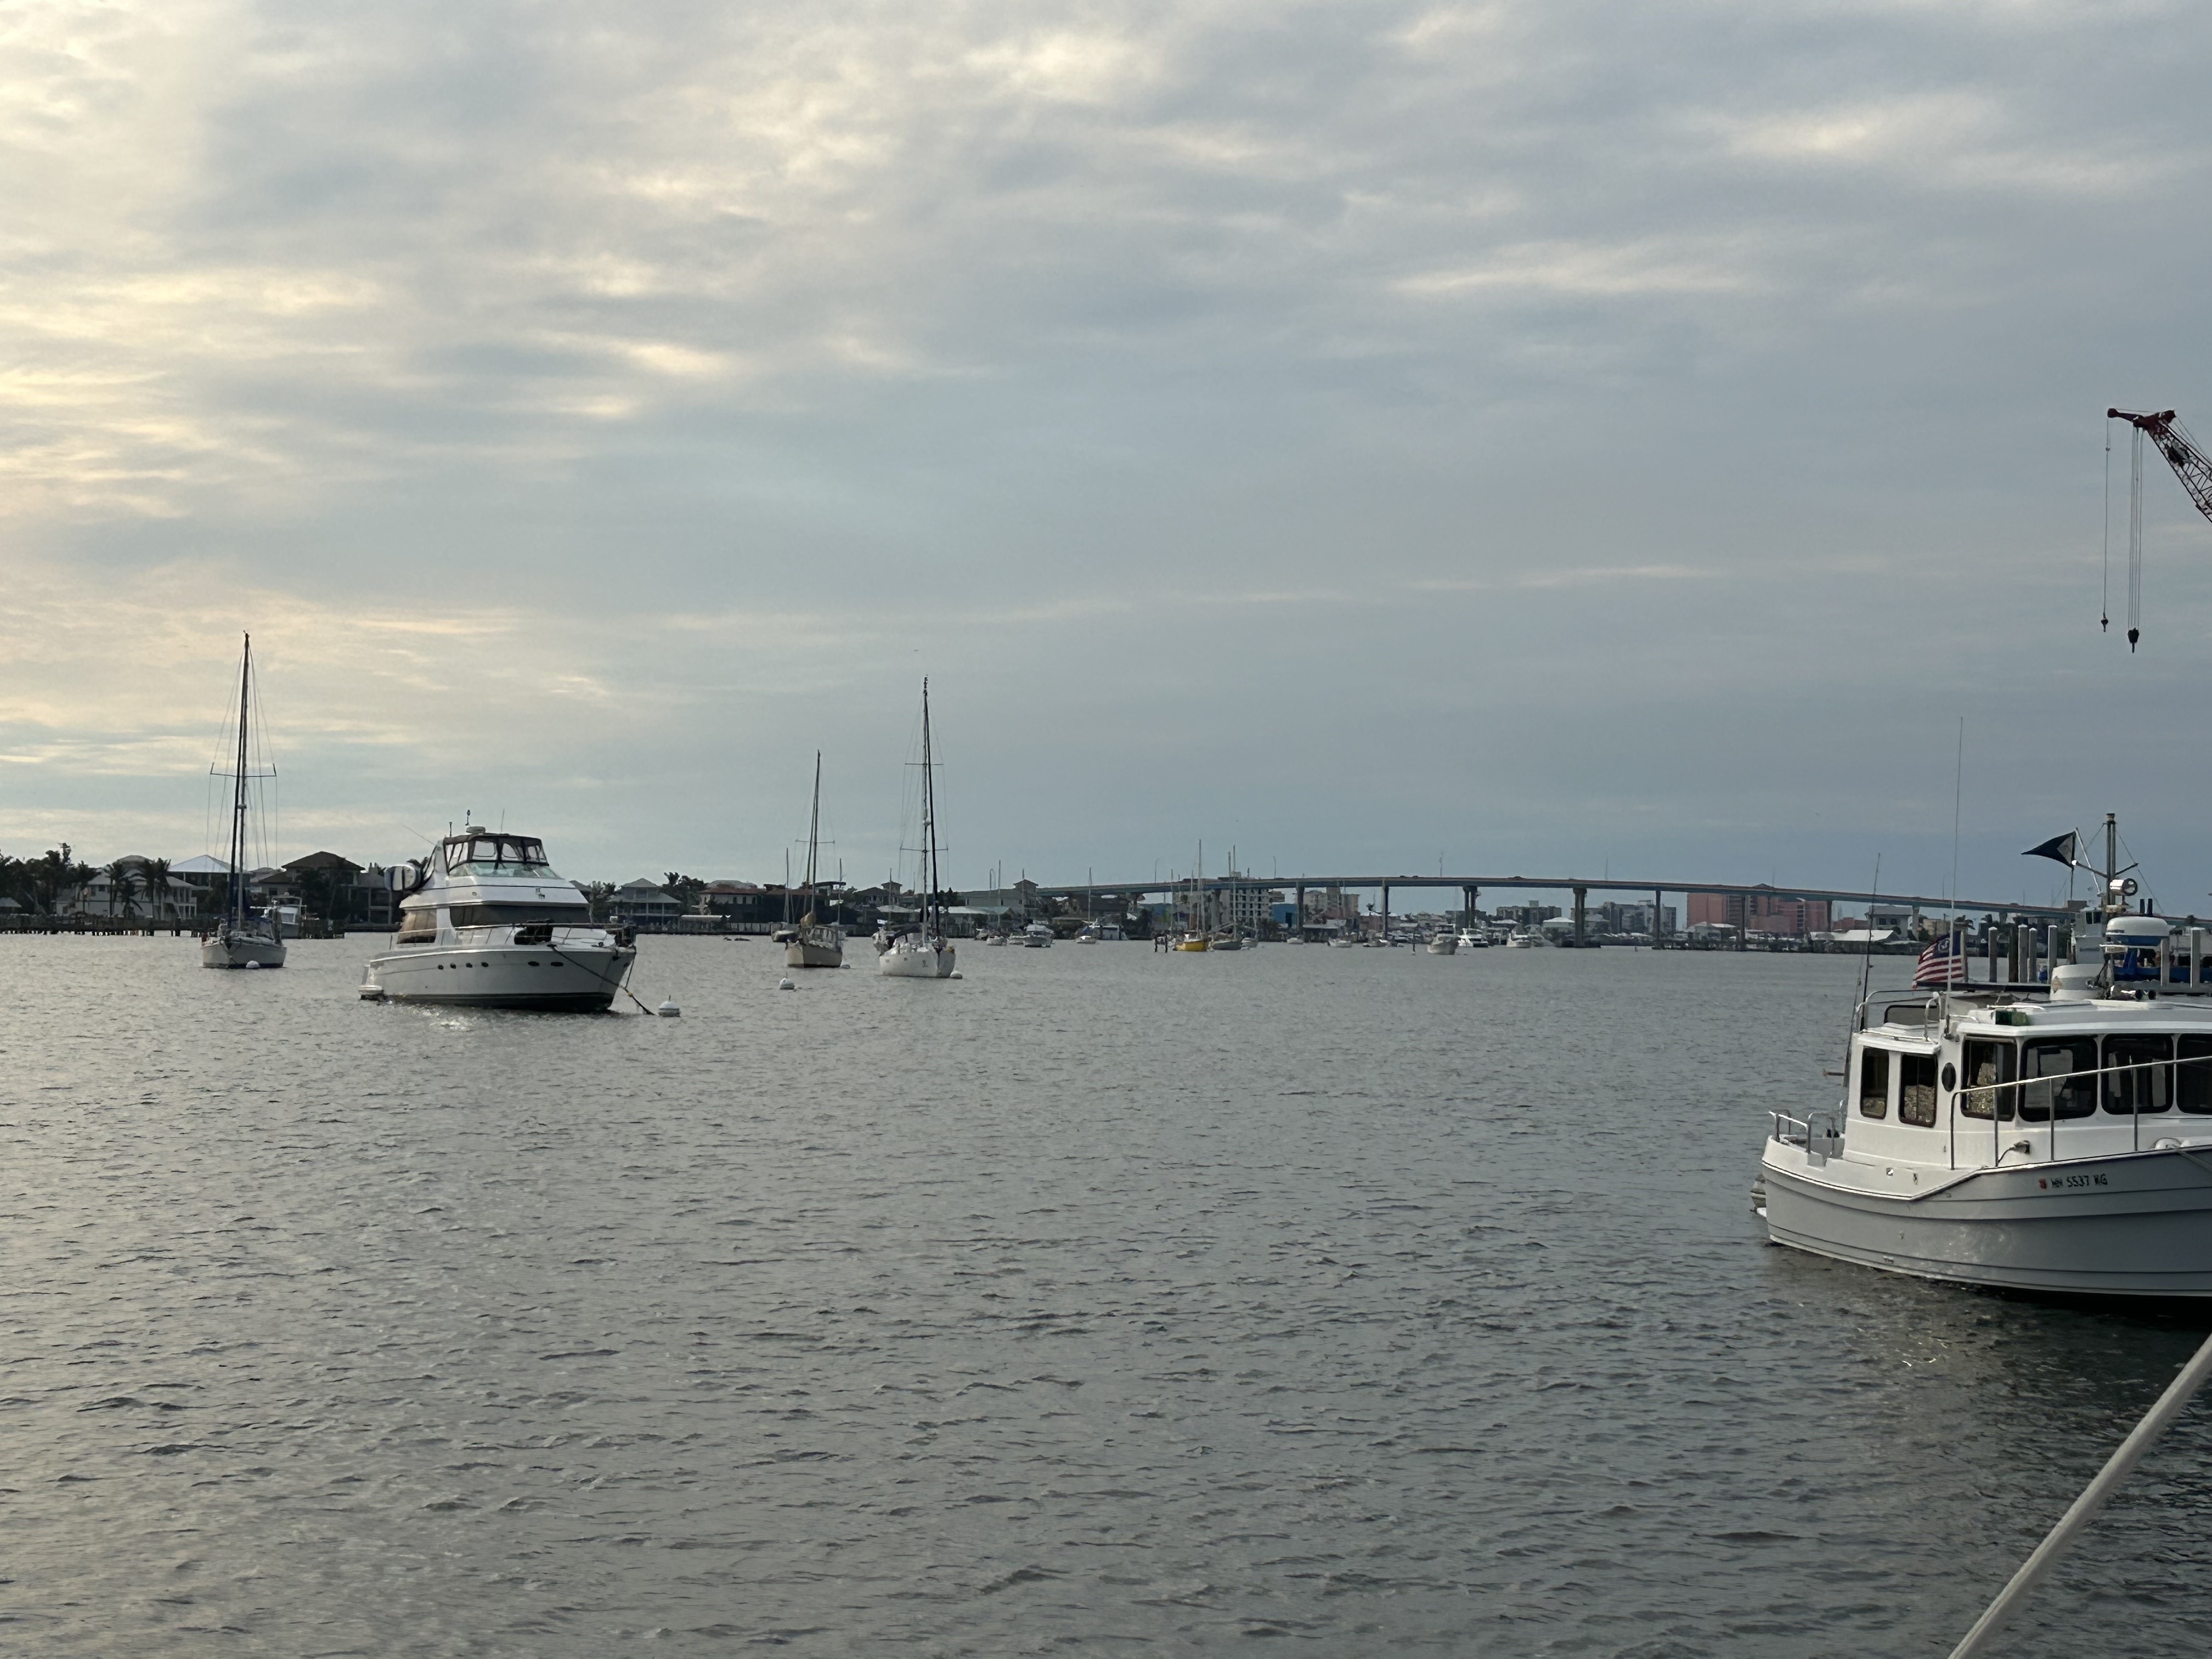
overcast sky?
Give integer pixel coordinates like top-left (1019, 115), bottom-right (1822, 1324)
top-left (4, 0), bottom-right (2211, 906)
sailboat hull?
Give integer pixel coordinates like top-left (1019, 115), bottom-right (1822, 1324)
top-left (878, 937), bottom-right (956, 978)
top-left (786, 937), bottom-right (845, 969)
top-left (202, 931), bottom-right (286, 969)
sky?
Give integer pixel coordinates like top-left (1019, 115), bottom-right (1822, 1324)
top-left (4, 0), bottom-right (2212, 908)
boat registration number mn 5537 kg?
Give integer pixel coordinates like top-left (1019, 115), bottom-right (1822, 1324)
top-left (1760, 833), bottom-right (2212, 1296)
top-left (360, 826), bottom-right (636, 1011)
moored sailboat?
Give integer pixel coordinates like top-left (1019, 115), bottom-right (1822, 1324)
top-left (786, 752), bottom-right (844, 969)
top-left (201, 634), bottom-right (286, 970)
top-left (879, 681), bottom-right (957, 979)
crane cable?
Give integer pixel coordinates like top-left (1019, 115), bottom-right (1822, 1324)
top-left (2101, 419), bottom-right (2112, 633)
top-left (2129, 422), bottom-right (2145, 650)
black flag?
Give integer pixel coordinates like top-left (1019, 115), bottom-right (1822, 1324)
top-left (2023, 831), bottom-right (2079, 866)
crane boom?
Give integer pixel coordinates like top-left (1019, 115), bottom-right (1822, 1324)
top-left (2108, 408), bottom-right (2212, 526)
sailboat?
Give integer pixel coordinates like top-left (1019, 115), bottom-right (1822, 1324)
top-left (201, 634), bottom-right (286, 969)
top-left (879, 680), bottom-right (957, 979)
top-left (1176, 842), bottom-right (1211, 950)
top-left (786, 752), bottom-right (844, 969)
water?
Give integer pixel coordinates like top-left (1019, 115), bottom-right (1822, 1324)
top-left (3, 936), bottom-right (2209, 1656)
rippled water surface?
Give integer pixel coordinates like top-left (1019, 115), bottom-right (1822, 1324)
top-left (4, 936), bottom-right (2210, 1655)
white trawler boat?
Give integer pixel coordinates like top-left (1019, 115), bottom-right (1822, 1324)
top-left (361, 826), bottom-right (636, 1010)
top-left (879, 681), bottom-right (956, 979)
top-left (1761, 816), bottom-right (2212, 1297)
top-left (786, 752), bottom-right (844, 969)
top-left (201, 634), bottom-right (286, 970)
top-left (1426, 928), bottom-right (1458, 955)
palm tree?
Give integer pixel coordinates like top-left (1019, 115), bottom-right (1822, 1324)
top-left (104, 859), bottom-right (143, 918)
top-left (139, 856), bottom-right (173, 920)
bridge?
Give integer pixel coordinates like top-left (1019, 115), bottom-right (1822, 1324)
top-left (1024, 873), bottom-right (2078, 947)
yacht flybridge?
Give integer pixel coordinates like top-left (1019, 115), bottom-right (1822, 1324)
top-left (361, 826), bottom-right (636, 1011)
top-left (1762, 819), bottom-right (2212, 1296)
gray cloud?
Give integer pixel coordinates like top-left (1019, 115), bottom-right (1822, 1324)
top-left (2, 0), bottom-right (2209, 902)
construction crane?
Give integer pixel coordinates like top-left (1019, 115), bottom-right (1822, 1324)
top-left (2106, 408), bottom-right (2212, 650)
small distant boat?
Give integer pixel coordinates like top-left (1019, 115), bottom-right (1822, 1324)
top-left (786, 753), bottom-right (844, 969)
top-left (1177, 933), bottom-right (1211, 951)
top-left (1505, 928), bottom-right (1544, 948)
top-left (983, 932), bottom-right (1009, 946)
top-left (1022, 921), bottom-right (1053, 948)
top-left (201, 634), bottom-right (287, 970)
top-left (1455, 928), bottom-right (1489, 950)
top-left (879, 681), bottom-right (957, 980)
top-left (1327, 935), bottom-right (1358, 949)
top-left (1427, 930), bottom-right (1458, 955)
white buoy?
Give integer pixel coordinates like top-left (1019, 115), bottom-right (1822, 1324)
top-left (778, 978), bottom-right (795, 991)
top-left (244, 961), bottom-right (261, 970)
top-left (949, 970), bottom-right (963, 979)
top-left (656, 1000), bottom-right (681, 1017)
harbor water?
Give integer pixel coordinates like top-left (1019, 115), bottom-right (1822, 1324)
top-left (3, 938), bottom-right (2209, 1655)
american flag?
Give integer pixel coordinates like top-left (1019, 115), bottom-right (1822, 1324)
top-left (1914, 929), bottom-right (1966, 988)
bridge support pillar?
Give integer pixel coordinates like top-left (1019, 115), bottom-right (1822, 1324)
top-left (1295, 884), bottom-right (1305, 940)
top-left (1380, 884), bottom-right (1390, 942)
top-left (1654, 889), bottom-right (1665, 946)
top-left (1573, 885), bottom-right (1587, 949)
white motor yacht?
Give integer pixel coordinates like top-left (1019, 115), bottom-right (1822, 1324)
top-left (362, 826), bottom-right (635, 1011)
top-left (1762, 823), bottom-right (2212, 1296)
top-left (201, 633), bottom-right (286, 970)
top-left (1022, 921), bottom-right (1053, 948)
top-left (1426, 929), bottom-right (1458, 955)
top-left (878, 680), bottom-right (957, 980)
top-left (1455, 928), bottom-right (1489, 950)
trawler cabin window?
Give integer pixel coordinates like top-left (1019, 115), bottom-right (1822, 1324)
top-left (1959, 1039), bottom-right (2017, 1120)
top-left (1899, 1054), bottom-right (1938, 1126)
top-left (2103, 1033), bottom-right (2173, 1115)
top-left (2179, 1035), bottom-right (2212, 1113)
top-left (1857, 1047), bottom-right (1890, 1118)
top-left (2021, 1036), bottom-right (2098, 1121)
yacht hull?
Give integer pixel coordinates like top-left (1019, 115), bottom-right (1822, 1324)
top-left (786, 939), bottom-right (844, 969)
top-left (1427, 936), bottom-right (1458, 954)
top-left (364, 940), bottom-right (636, 1011)
top-left (1762, 1145), bottom-right (2212, 1297)
top-left (202, 933), bottom-right (286, 969)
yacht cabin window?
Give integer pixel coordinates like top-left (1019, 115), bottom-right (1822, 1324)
top-left (445, 835), bottom-right (552, 872)
top-left (1959, 1039), bottom-right (2017, 1121)
top-left (1858, 1047), bottom-right (1890, 1119)
top-left (396, 906), bottom-right (438, 944)
top-left (1899, 1054), bottom-right (1938, 1126)
top-left (2103, 1033), bottom-right (2173, 1115)
top-left (2179, 1035), bottom-right (2212, 1113)
top-left (2021, 1037), bottom-right (2098, 1121)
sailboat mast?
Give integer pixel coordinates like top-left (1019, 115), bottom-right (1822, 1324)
top-left (920, 680), bottom-right (938, 934)
top-left (230, 634), bottom-right (252, 928)
top-left (803, 751), bottom-right (822, 916)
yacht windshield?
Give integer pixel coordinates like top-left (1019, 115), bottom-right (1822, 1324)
top-left (444, 834), bottom-right (555, 876)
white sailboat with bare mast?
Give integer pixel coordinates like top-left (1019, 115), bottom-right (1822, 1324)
top-left (787, 752), bottom-right (844, 969)
top-left (201, 633), bottom-right (286, 969)
top-left (879, 681), bottom-right (956, 979)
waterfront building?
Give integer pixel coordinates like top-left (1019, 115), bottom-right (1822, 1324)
top-left (1688, 889), bottom-right (1831, 938)
top-left (613, 879), bottom-right (683, 926)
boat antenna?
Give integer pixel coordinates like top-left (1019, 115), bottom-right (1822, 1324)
top-left (1949, 716), bottom-right (1964, 922)
top-left (1854, 854), bottom-right (1881, 1049)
